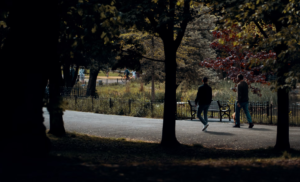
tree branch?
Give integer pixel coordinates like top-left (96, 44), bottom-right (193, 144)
top-left (146, 13), bottom-right (165, 37)
top-left (142, 56), bottom-right (165, 62)
top-left (253, 20), bottom-right (269, 39)
top-left (191, 8), bottom-right (214, 19)
top-left (174, 0), bottom-right (191, 49)
top-left (121, 49), bottom-right (165, 62)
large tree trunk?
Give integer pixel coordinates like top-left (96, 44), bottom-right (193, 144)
top-left (86, 62), bottom-right (101, 97)
top-left (160, 44), bottom-right (180, 147)
top-left (47, 61), bottom-right (66, 137)
top-left (71, 65), bottom-right (79, 86)
top-left (1, 0), bottom-right (56, 157)
top-left (175, 84), bottom-right (179, 119)
top-left (63, 62), bottom-right (72, 87)
top-left (274, 88), bottom-right (290, 150)
top-left (272, 22), bottom-right (290, 150)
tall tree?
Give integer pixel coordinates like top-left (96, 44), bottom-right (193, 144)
top-left (47, 0), bottom-right (119, 135)
top-left (136, 8), bottom-right (219, 91)
top-left (77, 2), bottom-right (122, 97)
top-left (1, 0), bottom-right (57, 156)
top-left (114, 0), bottom-right (213, 146)
top-left (200, 0), bottom-right (300, 150)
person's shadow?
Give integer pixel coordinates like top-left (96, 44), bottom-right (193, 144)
top-left (247, 128), bottom-right (272, 131)
top-left (205, 131), bottom-right (234, 136)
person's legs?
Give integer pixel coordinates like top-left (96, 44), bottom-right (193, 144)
top-left (203, 104), bottom-right (210, 125)
top-left (235, 101), bottom-right (241, 126)
top-left (232, 113), bottom-right (236, 125)
top-left (197, 105), bottom-right (206, 125)
top-left (202, 104), bottom-right (210, 131)
top-left (241, 102), bottom-right (253, 124)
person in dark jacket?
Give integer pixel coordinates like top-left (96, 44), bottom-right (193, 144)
top-left (124, 67), bottom-right (130, 80)
top-left (234, 74), bottom-right (254, 128)
top-left (195, 77), bottom-right (212, 131)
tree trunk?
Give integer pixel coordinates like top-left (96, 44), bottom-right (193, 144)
top-left (175, 84), bottom-right (179, 119)
top-left (1, 0), bottom-right (56, 157)
top-left (71, 65), bottom-right (79, 86)
top-left (86, 64), bottom-right (101, 97)
top-left (63, 62), bottom-right (72, 87)
top-left (47, 61), bottom-right (66, 137)
top-left (274, 88), bottom-right (290, 150)
top-left (160, 44), bottom-right (180, 147)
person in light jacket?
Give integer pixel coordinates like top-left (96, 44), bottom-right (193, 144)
top-left (79, 67), bottom-right (85, 85)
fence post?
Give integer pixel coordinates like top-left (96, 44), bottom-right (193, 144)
top-left (117, 78), bottom-right (118, 84)
top-left (129, 99), bottom-right (131, 114)
top-left (75, 95), bottom-right (77, 109)
top-left (109, 98), bottom-right (112, 108)
top-left (106, 79), bottom-right (108, 85)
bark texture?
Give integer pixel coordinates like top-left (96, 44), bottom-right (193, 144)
top-left (160, 42), bottom-right (180, 147)
top-left (86, 62), bottom-right (101, 97)
top-left (47, 61), bottom-right (66, 137)
top-left (274, 88), bottom-right (290, 150)
top-left (1, 0), bottom-right (56, 156)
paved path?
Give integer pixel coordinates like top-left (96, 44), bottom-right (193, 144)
top-left (43, 108), bottom-right (300, 150)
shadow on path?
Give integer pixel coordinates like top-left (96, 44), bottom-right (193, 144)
top-left (238, 128), bottom-right (272, 131)
top-left (250, 128), bottom-right (272, 131)
top-left (205, 131), bottom-right (234, 136)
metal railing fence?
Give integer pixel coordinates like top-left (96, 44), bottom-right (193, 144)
top-left (56, 96), bottom-right (300, 126)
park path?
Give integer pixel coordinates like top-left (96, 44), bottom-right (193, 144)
top-left (42, 108), bottom-right (300, 150)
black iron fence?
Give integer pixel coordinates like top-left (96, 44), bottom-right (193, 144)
top-left (56, 96), bottom-right (300, 126)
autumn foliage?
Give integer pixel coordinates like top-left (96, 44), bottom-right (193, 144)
top-left (200, 24), bottom-right (276, 96)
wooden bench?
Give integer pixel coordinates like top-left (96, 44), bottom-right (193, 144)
top-left (188, 100), bottom-right (231, 122)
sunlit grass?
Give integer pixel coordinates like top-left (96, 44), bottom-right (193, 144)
top-left (61, 80), bottom-right (300, 125)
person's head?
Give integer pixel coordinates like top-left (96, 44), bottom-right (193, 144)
top-left (237, 74), bottom-right (243, 81)
top-left (202, 77), bottom-right (208, 83)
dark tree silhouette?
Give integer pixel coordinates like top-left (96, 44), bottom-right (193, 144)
top-left (1, 0), bottom-right (58, 156)
top-left (114, 0), bottom-right (205, 147)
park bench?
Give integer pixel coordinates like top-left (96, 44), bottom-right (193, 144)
top-left (188, 100), bottom-right (231, 122)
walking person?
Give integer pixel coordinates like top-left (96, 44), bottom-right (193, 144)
top-left (132, 70), bottom-right (136, 79)
top-left (70, 65), bottom-right (75, 81)
top-left (195, 77), bottom-right (212, 131)
top-left (79, 67), bottom-right (85, 87)
top-left (233, 74), bottom-right (254, 128)
top-left (124, 67), bottom-right (130, 80)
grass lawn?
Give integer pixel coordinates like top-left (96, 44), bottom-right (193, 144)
top-left (97, 71), bottom-right (121, 77)
top-left (3, 131), bottom-right (299, 182)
